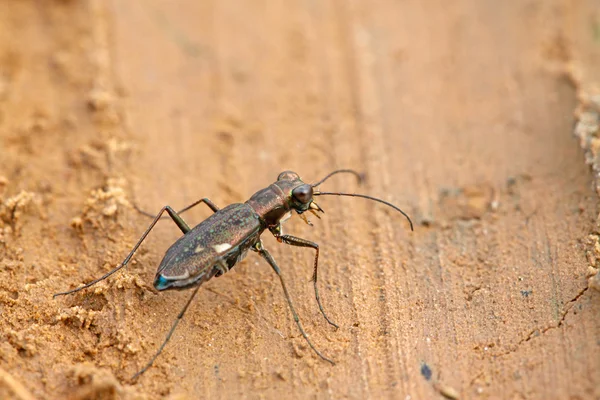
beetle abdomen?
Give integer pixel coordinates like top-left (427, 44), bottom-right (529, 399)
top-left (154, 203), bottom-right (264, 290)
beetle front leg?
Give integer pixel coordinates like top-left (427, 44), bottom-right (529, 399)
top-left (269, 229), bottom-right (339, 329)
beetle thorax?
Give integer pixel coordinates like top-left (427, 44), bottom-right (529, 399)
top-left (245, 184), bottom-right (292, 227)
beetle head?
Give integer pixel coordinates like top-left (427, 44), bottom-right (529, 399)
top-left (276, 170), bottom-right (324, 216)
top-left (272, 168), bottom-right (413, 231)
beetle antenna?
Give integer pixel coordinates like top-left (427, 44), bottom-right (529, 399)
top-left (313, 191), bottom-right (414, 231)
top-left (312, 169), bottom-right (363, 187)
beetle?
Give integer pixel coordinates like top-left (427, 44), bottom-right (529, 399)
top-left (54, 169), bottom-right (413, 380)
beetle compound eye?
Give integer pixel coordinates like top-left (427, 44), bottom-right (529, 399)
top-left (292, 184), bottom-right (313, 203)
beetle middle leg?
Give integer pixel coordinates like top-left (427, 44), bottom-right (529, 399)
top-left (134, 197), bottom-right (220, 219)
top-left (53, 205), bottom-right (192, 297)
top-left (253, 241), bottom-right (335, 365)
top-left (270, 230), bottom-right (338, 329)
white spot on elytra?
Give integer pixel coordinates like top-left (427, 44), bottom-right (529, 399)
top-left (194, 245), bottom-right (205, 253)
top-left (213, 243), bottom-right (232, 253)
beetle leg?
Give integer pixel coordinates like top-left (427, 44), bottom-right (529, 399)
top-left (253, 241), bottom-right (335, 365)
top-left (131, 282), bottom-right (203, 381)
top-left (176, 197), bottom-right (220, 214)
top-left (53, 205), bottom-right (192, 297)
top-left (133, 197), bottom-right (220, 219)
top-left (271, 234), bottom-right (338, 329)
top-left (214, 260), bottom-right (229, 277)
top-left (270, 223), bottom-right (283, 237)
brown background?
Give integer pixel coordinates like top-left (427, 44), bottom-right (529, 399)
top-left (1, 1), bottom-right (599, 399)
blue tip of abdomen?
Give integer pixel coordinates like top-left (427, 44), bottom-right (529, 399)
top-left (154, 275), bottom-right (171, 291)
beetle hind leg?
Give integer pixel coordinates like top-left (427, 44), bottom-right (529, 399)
top-left (131, 283), bottom-right (202, 381)
top-left (53, 205), bottom-right (192, 298)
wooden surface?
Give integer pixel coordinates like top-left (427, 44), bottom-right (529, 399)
top-left (0, 1), bottom-right (598, 399)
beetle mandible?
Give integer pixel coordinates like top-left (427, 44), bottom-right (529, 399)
top-left (54, 169), bottom-right (413, 380)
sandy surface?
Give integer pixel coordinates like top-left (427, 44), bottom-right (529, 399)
top-left (1, 1), bottom-right (599, 399)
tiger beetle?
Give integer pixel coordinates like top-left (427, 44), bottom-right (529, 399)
top-left (54, 169), bottom-right (413, 380)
